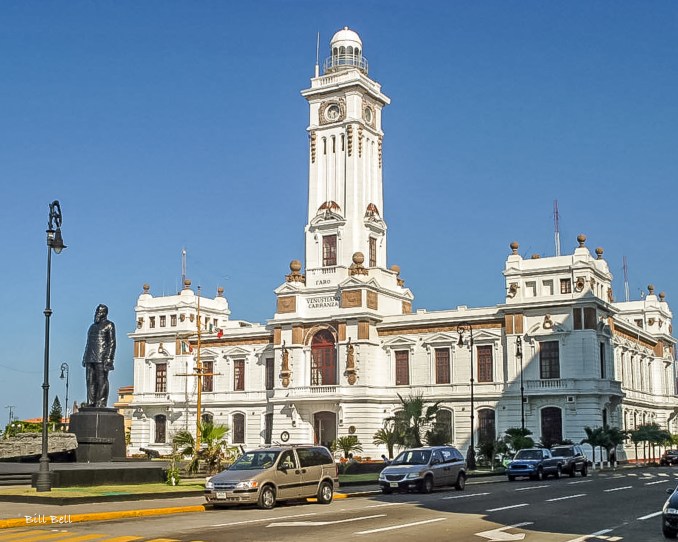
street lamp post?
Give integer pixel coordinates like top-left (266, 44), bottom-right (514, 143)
top-left (516, 336), bottom-right (525, 431)
top-left (36, 200), bottom-right (66, 493)
top-left (60, 363), bottom-right (70, 423)
top-left (457, 324), bottom-right (476, 471)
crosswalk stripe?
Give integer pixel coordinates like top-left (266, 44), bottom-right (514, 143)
top-left (97, 538), bottom-right (143, 542)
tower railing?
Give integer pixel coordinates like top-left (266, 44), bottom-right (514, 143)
top-left (323, 55), bottom-right (368, 75)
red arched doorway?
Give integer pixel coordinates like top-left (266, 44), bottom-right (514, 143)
top-left (311, 329), bottom-right (337, 386)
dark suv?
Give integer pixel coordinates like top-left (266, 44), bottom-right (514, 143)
top-left (661, 450), bottom-right (678, 466)
top-left (551, 444), bottom-right (588, 477)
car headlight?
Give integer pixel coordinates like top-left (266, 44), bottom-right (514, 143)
top-left (378, 473), bottom-right (386, 480)
top-left (235, 480), bottom-right (259, 490)
top-left (406, 472), bottom-right (423, 479)
top-left (664, 504), bottom-right (678, 515)
top-left (205, 479), bottom-right (214, 490)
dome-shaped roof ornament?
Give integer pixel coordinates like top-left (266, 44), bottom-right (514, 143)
top-left (324, 26), bottom-right (368, 75)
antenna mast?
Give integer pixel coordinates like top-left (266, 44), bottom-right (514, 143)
top-left (623, 256), bottom-right (630, 302)
top-left (315, 32), bottom-right (320, 78)
top-left (553, 200), bottom-right (561, 257)
top-left (181, 248), bottom-right (187, 287)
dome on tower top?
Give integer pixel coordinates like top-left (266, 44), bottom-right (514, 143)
top-left (324, 26), bottom-right (368, 75)
top-left (330, 27), bottom-right (362, 48)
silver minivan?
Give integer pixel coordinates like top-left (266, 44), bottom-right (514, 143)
top-left (378, 446), bottom-right (467, 493)
top-left (205, 445), bottom-right (338, 509)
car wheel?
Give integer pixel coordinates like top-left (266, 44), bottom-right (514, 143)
top-left (554, 466), bottom-right (562, 479)
top-left (317, 481), bottom-right (333, 504)
top-left (569, 465), bottom-right (576, 477)
top-left (508, 475), bottom-right (515, 482)
top-left (257, 484), bottom-right (276, 510)
top-left (662, 524), bottom-right (677, 538)
top-left (420, 475), bottom-right (434, 494)
top-left (381, 487), bottom-right (393, 494)
top-left (581, 464), bottom-right (588, 477)
top-left (454, 473), bottom-right (466, 491)
top-left (536, 468), bottom-right (544, 481)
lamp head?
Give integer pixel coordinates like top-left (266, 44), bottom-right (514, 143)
top-left (516, 336), bottom-right (523, 357)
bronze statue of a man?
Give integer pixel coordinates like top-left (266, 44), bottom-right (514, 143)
top-left (82, 304), bottom-right (116, 407)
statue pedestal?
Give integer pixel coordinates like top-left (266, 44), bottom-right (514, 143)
top-left (68, 407), bottom-right (126, 462)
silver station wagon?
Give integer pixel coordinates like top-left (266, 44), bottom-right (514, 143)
top-left (205, 445), bottom-right (338, 509)
top-left (378, 446), bottom-right (467, 494)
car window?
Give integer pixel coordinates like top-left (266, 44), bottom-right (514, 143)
top-left (392, 450), bottom-right (432, 466)
top-left (552, 447), bottom-right (573, 457)
top-left (432, 451), bottom-right (443, 464)
top-left (229, 451), bottom-right (280, 470)
top-left (515, 449), bottom-right (542, 460)
top-left (440, 448), bottom-right (455, 463)
top-left (297, 447), bottom-right (333, 467)
top-left (279, 450), bottom-right (297, 469)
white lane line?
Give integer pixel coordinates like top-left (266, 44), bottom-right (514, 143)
top-left (514, 484), bottom-right (548, 491)
top-left (638, 511), bottom-right (663, 520)
top-left (355, 517), bottom-right (446, 535)
top-left (565, 529), bottom-right (616, 542)
top-left (659, 473), bottom-right (669, 477)
top-left (268, 514), bottom-right (386, 528)
top-left (645, 480), bottom-right (669, 485)
top-left (546, 493), bottom-right (586, 502)
top-left (604, 485), bottom-right (633, 492)
top-left (486, 503), bottom-right (529, 512)
top-left (443, 492), bottom-right (490, 500)
top-left (213, 512), bottom-right (318, 527)
top-left (568, 479), bottom-right (593, 485)
top-left (363, 502), bottom-right (407, 508)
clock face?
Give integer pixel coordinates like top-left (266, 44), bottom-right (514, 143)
top-left (363, 106), bottom-right (373, 124)
top-left (325, 103), bottom-right (341, 122)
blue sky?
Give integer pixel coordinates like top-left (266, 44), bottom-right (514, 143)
top-left (1, 1), bottom-right (676, 420)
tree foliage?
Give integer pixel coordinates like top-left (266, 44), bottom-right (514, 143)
top-left (372, 420), bottom-right (401, 459)
top-left (332, 435), bottom-right (363, 459)
top-left (389, 392), bottom-right (440, 448)
top-left (503, 427), bottom-right (534, 452)
top-left (172, 422), bottom-right (237, 474)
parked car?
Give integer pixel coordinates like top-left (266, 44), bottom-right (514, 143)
top-left (204, 444), bottom-right (338, 509)
top-left (661, 450), bottom-right (678, 466)
top-left (663, 486), bottom-right (678, 537)
top-left (551, 444), bottom-right (588, 477)
top-left (378, 446), bottom-right (467, 494)
top-left (507, 448), bottom-right (562, 481)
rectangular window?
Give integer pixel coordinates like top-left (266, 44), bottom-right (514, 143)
top-left (435, 348), bottom-right (450, 384)
top-left (525, 281), bottom-right (536, 297)
top-left (264, 413), bottom-right (273, 444)
top-left (265, 358), bottom-right (274, 390)
top-left (573, 308), bottom-right (583, 330)
top-left (155, 363), bottom-right (167, 393)
top-left (170, 314), bottom-right (177, 327)
top-left (539, 341), bottom-right (560, 379)
top-left (542, 280), bottom-right (554, 296)
top-left (599, 343), bottom-right (605, 379)
top-left (322, 235), bottom-right (337, 267)
top-left (234, 360), bottom-right (245, 391)
top-left (584, 307), bottom-right (597, 329)
top-left (395, 350), bottom-right (409, 386)
top-left (149, 316), bottom-right (156, 329)
top-left (560, 278), bottom-right (572, 294)
top-left (369, 237), bottom-right (377, 267)
top-left (202, 361), bottom-right (213, 392)
top-left (477, 345), bottom-right (493, 383)
top-left (159, 315), bottom-right (166, 327)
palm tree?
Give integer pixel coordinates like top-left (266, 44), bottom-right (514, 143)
top-left (373, 420), bottom-right (401, 459)
top-left (581, 426), bottom-right (606, 466)
top-left (390, 392), bottom-right (440, 448)
top-left (503, 427), bottom-right (534, 453)
top-left (332, 435), bottom-right (363, 459)
top-left (172, 421), bottom-right (235, 474)
top-left (602, 425), bottom-right (625, 466)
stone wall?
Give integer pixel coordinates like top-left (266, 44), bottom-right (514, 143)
top-left (0, 432), bottom-right (78, 460)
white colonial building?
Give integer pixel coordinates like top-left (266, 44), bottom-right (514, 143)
top-left (128, 28), bottom-right (676, 460)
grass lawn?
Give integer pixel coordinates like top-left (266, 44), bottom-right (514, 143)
top-left (338, 473), bottom-right (378, 483)
top-left (0, 480), bottom-right (205, 498)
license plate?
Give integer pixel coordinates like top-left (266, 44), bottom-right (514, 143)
top-left (389, 482), bottom-right (399, 488)
top-left (216, 492), bottom-right (227, 499)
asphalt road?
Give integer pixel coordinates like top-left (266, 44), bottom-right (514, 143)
top-left (4, 467), bottom-right (677, 542)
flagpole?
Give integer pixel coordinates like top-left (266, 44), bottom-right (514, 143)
top-left (195, 286), bottom-right (202, 451)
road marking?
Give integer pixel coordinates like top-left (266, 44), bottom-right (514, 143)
top-left (476, 522), bottom-right (533, 541)
top-left (363, 502), bottom-right (406, 508)
top-left (145, 539), bottom-right (181, 542)
top-left (514, 485), bottom-right (548, 491)
top-left (568, 479), bottom-right (592, 485)
top-left (96, 538), bottom-right (143, 542)
top-left (659, 473), bottom-right (669, 477)
top-left (603, 486), bottom-right (632, 492)
top-left (212, 512), bottom-right (317, 527)
top-left (486, 504), bottom-right (529, 512)
top-left (354, 517), bottom-right (446, 535)
top-left (546, 493), bottom-right (586, 502)
top-left (645, 480), bottom-right (668, 485)
top-left (627, 473), bottom-right (638, 477)
top-left (268, 514), bottom-right (386, 528)
top-left (565, 529), bottom-right (616, 542)
top-left (0, 532), bottom-right (75, 541)
top-left (443, 492), bottom-right (490, 500)
top-left (638, 511), bottom-right (663, 520)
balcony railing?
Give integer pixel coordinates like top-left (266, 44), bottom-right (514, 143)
top-left (323, 55), bottom-right (368, 75)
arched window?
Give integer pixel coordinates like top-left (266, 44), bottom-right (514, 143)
top-left (233, 413), bottom-right (245, 444)
top-left (347, 46), bottom-right (353, 56)
top-left (434, 409), bottom-right (453, 444)
top-left (311, 330), bottom-right (337, 385)
top-left (154, 414), bottom-right (166, 443)
top-left (477, 409), bottom-right (496, 444)
top-left (541, 407), bottom-right (563, 445)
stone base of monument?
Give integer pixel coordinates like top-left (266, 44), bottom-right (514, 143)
top-left (68, 407), bottom-right (126, 462)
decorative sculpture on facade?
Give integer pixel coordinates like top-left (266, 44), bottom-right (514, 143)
top-left (82, 304), bottom-right (116, 407)
top-left (280, 341), bottom-right (291, 388)
top-left (345, 338), bottom-right (357, 385)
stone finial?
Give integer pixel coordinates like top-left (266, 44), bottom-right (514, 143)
top-left (183, 278), bottom-right (192, 289)
top-left (352, 252), bottom-right (365, 265)
top-left (660, 291), bottom-right (666, 301)
top-left (531, 254), bottom-right (541, 259)
top-left (349, 252), bottom-right (368, 276)
top-left (217, 286), bottom-right (224, 297)
top-left (510, 241), bottom-right (519, 255)
top-left (142, 283), bottom-right (150, 294)
top-left (285, 259), bottom-right (305, 284)
top-left (577, 234), bottom-right (587, 247)
top-left (595, 247), bottom-right (604, 259)
top-left (648, 284), bottom-right (655, 295)
top-left (290, 259), bottom-right (302, 273)
top-left (391, 264), bottom-right (401, 275)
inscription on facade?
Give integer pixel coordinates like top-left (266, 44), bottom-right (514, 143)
top-left (306, 295), bottom-right (340, 309)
